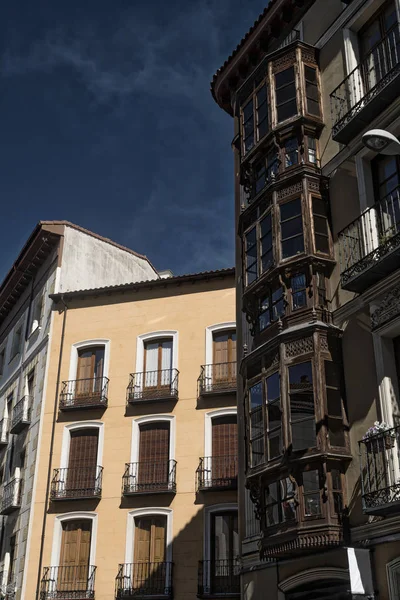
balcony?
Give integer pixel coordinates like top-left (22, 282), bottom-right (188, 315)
top-left (122, 460), bottom-right (177, 495)
top-left (197, 560), bottom-right (240, 598)
top-left (330, 27), bottom-right (400, 144)
top-left (0, 419), bottom-right (9, 447)
top-left (359, 425), bottom-right (400, 515)
top-left (198, 363), bottom-right (236, 397)
top-left (1, 475), bottom-right (22, 514)
top-left (10, 395), bottom-right (32, 434)
top-left (127, 369), bottom-right (179, 404)
top-left (50, 466), bottom-right (103, 501)
top-left (196, 456), bottom-right (237, 492)
top-left (338, 184), bottom-right (400, 293)
top-left (115, 562), bottom-right (173, 599)
top-left (40, 565), bottom-right (96, 599)
top-left (59, 377), bottom-right (109, 411)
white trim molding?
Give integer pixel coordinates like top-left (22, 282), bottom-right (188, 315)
top-left (135, 331), bottom-right (178, 374)
top-left (68, 339), bottom-right (111, 381)
top-left (204, 408), bottom-right (236, 458)
top-left (205, 323), bottom-right (236, 365)
top-left (125, 507), bottom-right (173, 563)
top-left (131, 415), bottom-right (175, 464)
top-left (60, 422), bottom-right (105, 469)
top-left (50, 512), bottom-right (98, 567)
top-left (203, 503), bottom-right (238, 562)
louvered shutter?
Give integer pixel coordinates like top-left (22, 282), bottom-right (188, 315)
top-left (67, 430), bottom-right (98, 494)
top-left (212, 416), bottom-right (237, 483)
top-left (76, 353), bottom-right (95, 397)
top-left (59, 521), bottom-right (91, 592)
top-left (138, 423), bottom-right (169, 489)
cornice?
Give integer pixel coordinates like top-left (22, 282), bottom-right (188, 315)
top-left (351, 515), bottom-right (400, 544)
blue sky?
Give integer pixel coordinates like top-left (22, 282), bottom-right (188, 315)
top-left (0, 0), bottom-right (267, 278)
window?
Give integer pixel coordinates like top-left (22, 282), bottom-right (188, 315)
top-left (373, 154), bottom-right (400, 200)
top-left (307, 136), bottom-right (317, 164)
top-left (6, 394), bottom-right (13, 431)
top-left (289, 362), bottom-right (316, 450)
top-left (303, 470), bottom-right (321, 516)
top-left (285, 138), bottom-right (299, 168)
top-left (27, 370), bottom-right (35, 397)
top-left (259, 287), bottom-right (285, 331)
top-left (291, 273), bottom-right (307, 310)
top-left (245, 227), bottom-right (257, 285)
top-left (266, 373), bottom-right (281, 460)
top-left (66, 429), bottom-right (99, 495)
top-left (212, 416), bottom-right (237, 483)
top-left (254, 160), bottom-right (267, 196)
top-left (213, 331), bottom-right (236, 383)
top-left (275, 66), bottom-right (297, 122)
top-left (325, 362), bottom-right (345, 447)
top-left (316, 272), bottom-right (326, 306)
top-left (76, 346), bottom-right (105, 397)
top-left (30, 293), bottom-right (44, 334)
top-left (267, 149), bottom-right (279, 182)
top-left (10, 327), bottom-right (22, 360)
top-left (138, 422), bottom-right (170, 487)
top-left (0, 348), bottom-right (4, 377)
top-left (134, 515), bottom-right (167, 567)
top-left (260, 213), bottom-right (273, 273)
top-left (331, 468), bottom-right (343, 515)
top-left (264, 477), bottom-right (296, 526)
top-left (144, 339), bottom-right (173, 388)
top-left (242, 83), bottom-right (269, 155)
top-left (249, 383), bottom-right (264, 467)
top-left (312, 197), bottom-right (330, 254)
top-left (59, 520), bottom-right (92, 588)
top-left (304, 66), bottom-right (320, 116)
top-left (7, 535), bottom-right (16, 585)
top-left (211, 511), bottom-right (239, 588)
top-left (280, 198), bottom-right (304, 259)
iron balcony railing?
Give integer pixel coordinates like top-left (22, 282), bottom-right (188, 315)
top-left (10, 395), bottom-right (32, 434)
top-left (50, 466), bottom-right (103, 500)
top-left (197, 559), bottom-right (240, 597)
top-left (196, 456), bottom-right (238, 492)
top-left (115, 562), bottom-right (173, 598)
top-left (1, 475), bottom-right (22, 514)
top-left (330, 26), bottom-right (400, 140)
top-left (59, 377), bottom-right (109, 410)
top-left (127, 369), bottom-right (179, 404)
top-left (0, 419), bottom-right (9, 446)
top-left (338, 184), bottom-right (400, 291)
top-left (122, 460), bottom-right (177, 495)
top-left (360, 425), bottom-right (400, 515)
top-left (198, 363), bottom-right (236, 396)
top-left (40, 565), bottom-right (96, 599)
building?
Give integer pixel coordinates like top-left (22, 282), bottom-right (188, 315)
top-left (0, 221), bottom-right (158, 599)
top-left (212, 0), bottom-right (400, 598)
top-left (20, 265), bottom-right (237, 600)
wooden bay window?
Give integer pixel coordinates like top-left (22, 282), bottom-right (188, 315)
top-left (288, 361), bottom-right (316, 451)
top-left (275, 66), bottom-right (297, 123)
top-left (280, 198), bottom-right (305, 259)
top-left (248, 382), bottom-right (264, 467)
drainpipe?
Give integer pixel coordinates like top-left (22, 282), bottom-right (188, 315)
top-left (35, 296), bottom-right (67, 600)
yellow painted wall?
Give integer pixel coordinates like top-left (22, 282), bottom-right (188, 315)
top-left (24, 276), bottom-right (237, 600)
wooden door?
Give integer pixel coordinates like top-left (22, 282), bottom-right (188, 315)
top-left (134, 517), bottom-right (166, 593)
top-left (59, 520), bottom-right (92, 592)
top-left (76, 347), bottom-right (104, 398)
top-left (212, 416), bottom-right (237, 485)
top-left (144, 339), bottom-right (172, 389)
top-left (211, 512), bottom-right (239, 593)
top-left (213, 331), bottom-right (236, 383)
top-left (66, 429), bottom-right (98, 495)
top-left (138, 423), bottom-right (169, 489)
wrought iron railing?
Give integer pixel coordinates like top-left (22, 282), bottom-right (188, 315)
top-left (196, 456), bottom-right (238, 491)
top-left (198, 363), bottom-right (236, 396)
top-left (330, 26), bottom-right (400, 136)
top-left (126, 369), bottom-right (179, 403)
top-left (50, 466), bottom-right (103, 500)
top-left (197, 559), bottom-right (240, 597)
top-left (1, 476), bottom-right (22, 514)
top-left (115, 562), bottom-right (173, 598)
top-left (0, 419), bottom-right (9, 446)
top-left (278, 28), bottom-right (301, 49)
top-left (338, 184), bottom-right (400, 288)
top-left (10, 395), bottom-right (32, 433)
top-left (59, 377), bottom-right (109, 410)
top-left (40, 565), bottom-right (96, 599)
top-left (122, 460), bottom-right (177, 495)
top-left (359, 424), bottom-right (400, 513)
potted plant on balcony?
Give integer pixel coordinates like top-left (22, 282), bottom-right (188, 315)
top-left (362, 421), bottom-right (396, 453)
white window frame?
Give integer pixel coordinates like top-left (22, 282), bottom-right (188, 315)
top-left (387, 556), bottom-right (400, 599)
top-left (203, 503), bottom-right (238, 592)
top-left (131, 415), bottom-right (175, 464)
top-left (135, 331), bottom-right (178, 373)
top-left (125, 507), bottom-right (173, 564)
top-left (205, 323), bottom-right (236, 365)
top-left (50, 511), bottom-right (98, 568)
top-left (67, 339), bottom-right (111, 381)
top-left (59, 422), bottom-right (104, 494)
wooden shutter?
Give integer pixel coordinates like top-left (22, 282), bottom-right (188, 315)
top-left (134, 517), bottom-right (166, 563)
top-left (67, 430), bottom-right (98, 493)
top-left (76, 348), bottom-right (104, 396)
top-left (213, 331), bottom-right (236, 382)
top-left (212, 416), bottom-right (237, 482)
top-left (59, 521), bottom-right (91, 591)
top-left (152, 518), bottom-right (166, 563)
top-left (138, 423), bottom-right (169, 487)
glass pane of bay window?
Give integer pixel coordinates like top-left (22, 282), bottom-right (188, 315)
top-left (312, 197), bottom-right (330, 254)
top-left (275, 66), bottom-right (297, 122)
top-left (285, 138), bottom-right (299, 168)
top-left (254, 160), bottom-right (267, 195)
top-left (245, 228), bottom-right (258, 285)
top-left (289, 362), bottom-right (316, 450)
top-left (260, 213), bottom-right (273, 272)
top-left (266, 372), bottom-right (281, 460)
top-left (280, 198), bottom-right (304, 259)
top-left (243, 100), bottom-right (255, 153)
top-left (291, 273), bottom-right (307, 310)
top-left (307, 136), bottom-right (317, 164)
top-left (256, 85), bottom-right (269, 140)
top-left (303, 470), bottom-right (321, 516)
top-left (304, 65), bottom-right (320, 116)
top-left (249, 382), bottom-right (264, 466)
